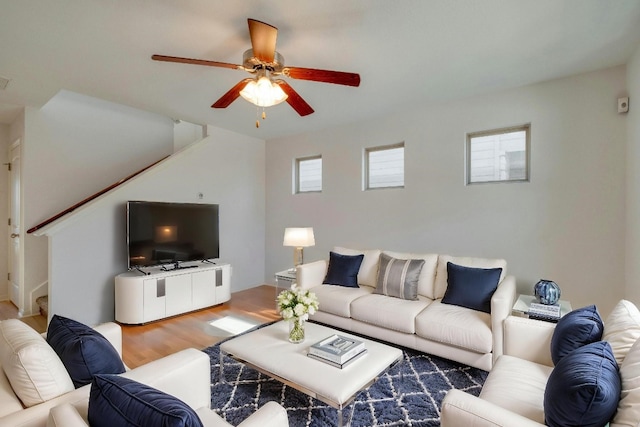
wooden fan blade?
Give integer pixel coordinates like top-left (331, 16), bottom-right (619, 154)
top-left (284, 66), bottom-right (360, 87)
top-left (212, 78), bottom-right (253, 108)
top-left (152, 54), bottom-right (241, 70)
top-left (274, 80), bottom-right (314, 116)
top-left (248, 19), bottom-right (277, 63)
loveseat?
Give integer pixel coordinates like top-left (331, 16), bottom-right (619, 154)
top-left (0, 318), bottom-right (288, 427)
top-left (296, 247), bottom-right (516, 371)
top-left (441, 300), bottom-right (640, 426)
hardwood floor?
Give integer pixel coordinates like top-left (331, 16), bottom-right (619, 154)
top-left (120, 285), bottom-right (279, 368)
top-left (0, 300), bottom-right (47, 331)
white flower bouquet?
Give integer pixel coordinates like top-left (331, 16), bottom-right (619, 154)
top-left (276, 283), bottom-right (319, 321)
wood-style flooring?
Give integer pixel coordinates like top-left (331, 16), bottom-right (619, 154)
top-left (120, 285), bottom-right (279, 368)
top-left (0, 301), bottom-right (47, 331)
top-left (0, 285), bottom-right (279, 369)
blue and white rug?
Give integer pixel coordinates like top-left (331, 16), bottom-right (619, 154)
top-left (203, 337), bottom-right (488, 426)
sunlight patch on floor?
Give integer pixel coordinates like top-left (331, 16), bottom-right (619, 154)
top-left (205, 315), bottom-right (260, 336)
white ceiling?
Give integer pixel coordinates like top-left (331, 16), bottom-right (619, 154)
top-left (1, 0), bottom-right (640, 140)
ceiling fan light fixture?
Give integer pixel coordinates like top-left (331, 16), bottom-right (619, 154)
top-left (240, 75), bottom-right (288, 107)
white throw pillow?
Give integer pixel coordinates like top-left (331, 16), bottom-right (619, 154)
top-left (603, 300), bottom-right (640, 365)
top-left (611, 337), bottom-right (640, 427)
top-left (332, 247), bottom-right (381, 288)
top-left (0, 319), bottom-right (74, 407)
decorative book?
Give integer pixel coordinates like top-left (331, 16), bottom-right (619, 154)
top-left (529, 302), bottom-right (561, 317)
top-left (307, 348), bottom-right (367, 369)
top-left (308, 334), bottom-right (366, 365)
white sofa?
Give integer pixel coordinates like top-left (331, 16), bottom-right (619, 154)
top-left (296, 247), bottom-right (517, 371)
top-left (0, 320), bottom-right (288, 427)
top-left (441, 300), bottom-right (640, 426)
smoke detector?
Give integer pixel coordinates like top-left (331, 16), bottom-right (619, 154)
top-left (0, 76), bottom-right (10, 90)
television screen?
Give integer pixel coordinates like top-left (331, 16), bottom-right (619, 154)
top-left (127, 201), bottom-right (219, 268)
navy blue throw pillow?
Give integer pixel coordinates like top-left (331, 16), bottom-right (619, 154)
top-left (544, 341), bottom-right (621, 427)
top-left (550, 304), bottom-right (603, 365)
top-left (88, 374), bottom-right (203, 427)
top-left (322, 251), bottom-right (364, 288)
top-left (46, 315), bottom-right (125, 388)
top-left (441, 262), bottom-right (502, 313)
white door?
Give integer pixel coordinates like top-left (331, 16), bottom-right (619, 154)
top-left (8, 142), bottom-right (21, 307)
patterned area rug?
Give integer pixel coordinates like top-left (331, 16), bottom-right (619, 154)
top-left (203, 335), bottom-right (488, 427)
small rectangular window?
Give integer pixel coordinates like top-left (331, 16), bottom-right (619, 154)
top-left (295, 156), bottom-right (322, 193)
top-left (466, 124), bottom-right (530, 184)
top-left (365, 143), bottom-right (404, 190)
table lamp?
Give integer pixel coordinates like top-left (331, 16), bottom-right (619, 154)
top-left (283, 227), bottom-right (315, 270)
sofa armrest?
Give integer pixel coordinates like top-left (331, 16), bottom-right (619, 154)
top-left (237, 401), bottom-right (289, 427)
top-left (441, 389), bottom-right (544, 427)
top-left (295, 260), bottom-right (328, 290)
top-left (121, 348), bottom-right (211, 411)
top-left (46, 403), bottom-right (87, 427)
top-left (503, 316), bottom-right (555, 366)
top-left (490, 275), bottom-right (517, 364)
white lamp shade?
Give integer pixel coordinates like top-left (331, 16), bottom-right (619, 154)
top-left (283, 227), bottom-right (315, 247)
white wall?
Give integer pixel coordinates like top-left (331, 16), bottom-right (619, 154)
top-left (0, 124), bottom-right (9, 301)
top-left (47, 126), bottom-right (265, 325)
top-left (627, 44), bottom-right (640, 305)
top-left (266, 65), bottom-right (627, 315)
top-left (21, 91), bottom-right (174, 315)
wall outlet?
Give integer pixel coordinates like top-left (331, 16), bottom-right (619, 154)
top-left (618, 97), bottom-right (629, 113)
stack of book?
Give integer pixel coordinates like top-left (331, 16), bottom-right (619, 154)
top-left (529, 302), bottom-right (561, 322)
top-left (307, 334), bottom-right (367, 369)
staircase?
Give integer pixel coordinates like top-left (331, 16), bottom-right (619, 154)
top-left (36, 295), bottom-right (48, 318)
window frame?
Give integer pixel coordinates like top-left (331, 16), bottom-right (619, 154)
top-left (465, 124), bottom-right (531, 185)
top-left (294, 155), bottom-right (322, 194)
top-left (364, 142), bottom-right (405, 190)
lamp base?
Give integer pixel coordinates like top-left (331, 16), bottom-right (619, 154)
top-left (293, 247), bottom-right (304, 268)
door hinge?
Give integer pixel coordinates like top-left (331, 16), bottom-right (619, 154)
top-left (3, 162), bottom-right (10, 171)
top-left (7, 273), bottom-right (10, 281)
top-left (8, 218), bottom-right (10, 226)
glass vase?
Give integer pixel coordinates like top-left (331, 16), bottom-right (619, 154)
top-left (288, 317), bottom-right (305, 343)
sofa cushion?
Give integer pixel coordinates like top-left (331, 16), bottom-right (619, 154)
top-left (612, 337), bottom-right (640, 427)
top-left (415, 300), bottom-right (493, 353)
top-left (603, 299), bottom-right (640, 365)
top-left (544, 341), bottom-right (620, 427)
top-left (550, 304), bottom-right (603, 365)
top-left (434, 255), bottom-right (507, 300)
top-left (311, 284), bottom-right (374, 318)
top-left (47, 315), bottom-right (126, 388)
top-left (441, 262), bottom-right (502, 313)
top-left (479, 355), bottom-right (553, 424)
top-left (0, 369), bottom-right (24, 417)
top-left (351, 294), bottom-right (431, 334)
top-left (0, 319), bottom-right (74, 407)
top-left (323, 251), bottom-right (364, 288)
top-left (383, 251), bottom-right (438, 299)
top-left (88, 374), bottom-right (203, 427)
top-left (373, 253), bottom-right (425, 300)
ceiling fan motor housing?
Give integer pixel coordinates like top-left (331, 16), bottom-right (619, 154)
top-left (243, 49), bottom-right (285, 73)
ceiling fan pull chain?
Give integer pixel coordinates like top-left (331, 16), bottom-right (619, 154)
top-left (255, 106), bottom-right (260, 128)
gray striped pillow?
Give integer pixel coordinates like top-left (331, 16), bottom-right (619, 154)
top-left (374, 253), bottom-right (425, 300)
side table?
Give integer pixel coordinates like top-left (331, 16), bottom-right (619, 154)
top-left (274, 269), bottom-right (296, 307)
top-left (512, 294), bottom-right (572, 323)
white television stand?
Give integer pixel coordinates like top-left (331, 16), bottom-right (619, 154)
top-left (115, 262), bottom-right (231, 324)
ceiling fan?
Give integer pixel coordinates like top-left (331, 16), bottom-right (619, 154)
top-left (152, 19), bottom-right (360, 125)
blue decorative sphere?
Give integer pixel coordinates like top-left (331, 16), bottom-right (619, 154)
top-left (534, 280), bottom-right (560, 305)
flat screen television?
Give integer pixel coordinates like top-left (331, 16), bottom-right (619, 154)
top-left (127, 201), bottom-right (219, 269)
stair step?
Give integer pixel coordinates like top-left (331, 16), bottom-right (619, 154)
top-left (36, 295), bottom-right (48, 318)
